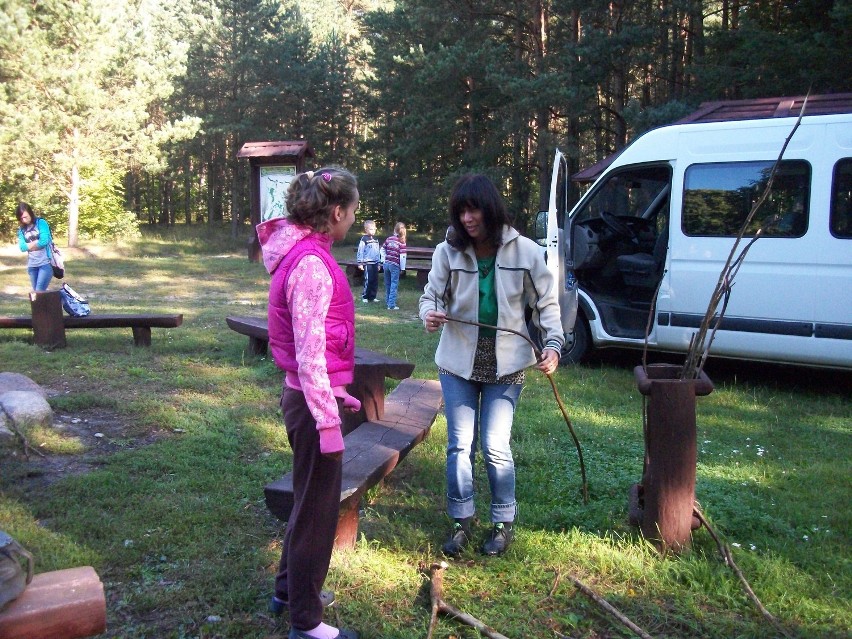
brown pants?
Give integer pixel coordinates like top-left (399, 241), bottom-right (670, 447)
top-left (275, 387), bottom-right (343, 630)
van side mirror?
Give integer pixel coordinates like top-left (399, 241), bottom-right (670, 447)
top-left (533, 210), bottom-right (548, 246)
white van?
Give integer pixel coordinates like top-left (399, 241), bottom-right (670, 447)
top-left (535, 107), bottom-right (852, 370)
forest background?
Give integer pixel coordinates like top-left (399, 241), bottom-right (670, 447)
top-left (1, 0), bottom-right (850, 245)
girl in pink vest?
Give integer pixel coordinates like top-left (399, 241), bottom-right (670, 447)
top-left (257, 167), bottom-right (361, 639)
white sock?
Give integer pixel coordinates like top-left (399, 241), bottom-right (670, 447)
top-left (299, 622), bottom-right (339, 639)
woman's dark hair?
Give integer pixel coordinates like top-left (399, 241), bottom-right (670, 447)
top-left (447, 174), bottom-right (512, 250)
top-left (15, 202), bottom-right (35, 227)
top-left (286, 166), bottom-right (358, 232)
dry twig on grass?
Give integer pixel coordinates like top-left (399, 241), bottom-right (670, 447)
top-left (693, 507), bottom-right (796, 638)
top-left (426, 561), bottom-right (511, 639)
top-left (567, 574), bottom-right (655, 639)
top-left (11, 424), bottom-right (46, 459)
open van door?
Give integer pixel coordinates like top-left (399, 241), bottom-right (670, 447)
top-left (534, 149), bottom-right (581, 361)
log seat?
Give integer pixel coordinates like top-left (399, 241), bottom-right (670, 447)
top-left (0, 566), bottom-right (106, 639)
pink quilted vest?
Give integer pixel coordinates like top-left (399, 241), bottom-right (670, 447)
top-left (267, 234), bottom-right (355, 386)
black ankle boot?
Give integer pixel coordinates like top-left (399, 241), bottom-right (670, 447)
top-left (441, 518), bottom-right (472, 557)
top-left (482, 523), bottom-right (513, 556)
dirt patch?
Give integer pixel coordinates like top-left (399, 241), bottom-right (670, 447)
top-left (3, 405), bottom-right (168, 498)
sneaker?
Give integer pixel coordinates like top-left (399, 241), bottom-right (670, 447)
top-left (361, 299), bottom-right (368, 304)
top-left (371, 299), bottom-right (381, 303)
top-left (268, 590), bottom-right (335, 616)
top-left (482, 523), bottom-right (514, 556)
top-left (441, 519), bottom-right (472, 557)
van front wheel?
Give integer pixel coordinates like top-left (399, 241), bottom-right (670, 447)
top-left (559, 317), bottom-right (590, 366)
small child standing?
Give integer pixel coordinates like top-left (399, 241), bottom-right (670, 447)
top-left (355, 219), bottom-right (381, 303)
top-left (382, 222), bottom-right (407, 310)
top-left (257, 167), bottom-right (362, 639)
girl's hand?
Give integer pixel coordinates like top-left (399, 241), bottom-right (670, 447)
top-left (536, 348), bottom-right (560, 375)
top-left (341, 393), bottom-right (361, 413)
top-left (424, 310), bottom-right (447, 333)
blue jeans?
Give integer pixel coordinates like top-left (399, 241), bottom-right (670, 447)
top-left (28, 264), bottom-right (53, 291)
top-left (439, 372), bottom-right (522, 523)
top-left (384, 262), bottom-right (400, 308)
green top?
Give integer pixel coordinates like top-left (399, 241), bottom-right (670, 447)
top-left (477, 256), bottom-right (497, 338)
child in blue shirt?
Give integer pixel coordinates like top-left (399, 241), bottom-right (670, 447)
top-left (355, 220), bottom-right (381, 303)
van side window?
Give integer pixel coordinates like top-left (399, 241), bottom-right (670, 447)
top-left (683, 160), bottom-right (810, 237)
top-left (830, 159), bottom-right (852, 239)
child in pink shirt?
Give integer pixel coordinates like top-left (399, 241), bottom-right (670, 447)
top-left (257, 167), bottom-right (361, 639)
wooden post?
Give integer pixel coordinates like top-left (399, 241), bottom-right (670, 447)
top-left (334, 499), bottom-right (360, 550)
top-left (343, 366), bottom-right (385, 436)
top-left (633, 364), bottom-right (713, 552)
top-left (30, 290), bottom-right (66, 349)
top-left (131, 326), bottom-right (152, 347)
top-left (247, 335), bottom-right (267, 356)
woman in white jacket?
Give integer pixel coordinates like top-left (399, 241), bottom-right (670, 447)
top-left (419, 174), bottom-right (564, 557)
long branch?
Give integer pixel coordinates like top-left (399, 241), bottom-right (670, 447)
top-left (682, 94), bottom-right (808, 379)
top-left (443, 314), bottom-right (588, 503)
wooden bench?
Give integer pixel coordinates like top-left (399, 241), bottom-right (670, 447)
top-left (0, 290), bottom-right (182, 348)
top-left (340, 261), bottom-right (432, 288)
top-left (225, 315), bottom-right (444, 548)
top-left (0, 566), bottom-right (106, 639)
top-left (341, 245), bottom-right (434, 288)
top-left (226, 316), bottom-right (416, 435)
top-left (264, 377), bottom-right (443, 548)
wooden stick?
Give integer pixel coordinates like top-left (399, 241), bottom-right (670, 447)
top-left (567, 574), bottom-right (655, 639)
top-left (693, 507), bottom-right (795, 638)
top-left (427, 561), bottom-right (512, 639)
top-left (443, 314), bottom-right (589, 503)
top-left (11, 424), bottom-right (46, 459)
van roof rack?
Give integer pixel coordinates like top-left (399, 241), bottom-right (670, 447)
top-left (573, 92), bottom-right (852, 183)
top-left (674, 92), bottom-right (852, 124)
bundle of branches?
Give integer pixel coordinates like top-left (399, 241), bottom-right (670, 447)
top-left (680, 95), bottom-right (809, 380)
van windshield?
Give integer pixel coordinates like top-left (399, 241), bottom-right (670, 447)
top-left (576, 165), bottom-right (671, 225)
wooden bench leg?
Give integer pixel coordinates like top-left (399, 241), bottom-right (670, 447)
top-left (346, 264), bottom-right (364, 286)
top-left (343, 367), bottom-right (385, 436)
top-left (0, 566), bottom-right (106, 639)
top-left (30, 290), bottom-right (66, 349)
top-left (248, 335), bottom-right (268, 356)
top-left (334, 498), bottom-right (360, 550)
top-left (132, 326), bottom-right (152, 347)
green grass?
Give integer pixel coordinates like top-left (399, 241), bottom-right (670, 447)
top-left (1, 224), bottom-right (849, 638)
